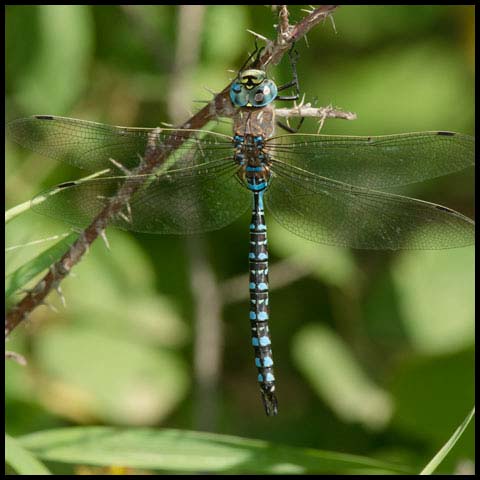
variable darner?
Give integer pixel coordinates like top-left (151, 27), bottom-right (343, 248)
top-left (7, 69), bottom-right (475, 416)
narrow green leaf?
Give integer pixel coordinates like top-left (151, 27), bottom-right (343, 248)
top-left (5, 169), bottom-right (110, 224)
top-left (5, 199), bottom-right (33, 224)
top-left (18, 427), bottom-right (411, 474)
top-left (420, 407), bottom-right (475, 475)
top-left (5, 233), bottom-right (78, 300)
top-left (5, 434), bottom-right (51, 475)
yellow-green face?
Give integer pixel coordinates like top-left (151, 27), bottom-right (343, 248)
top-left (230, 69), bottom-right (278, 108)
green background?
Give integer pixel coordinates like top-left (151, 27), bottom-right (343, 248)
top-left (5, 5), bottom-right (474, 474)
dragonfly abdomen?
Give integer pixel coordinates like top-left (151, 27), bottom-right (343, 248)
top-left (249, 191), bottom-right (277, 416)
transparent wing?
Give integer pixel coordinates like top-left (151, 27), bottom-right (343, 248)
top-left (265, 161), bottom-right (474, 250)
top-left (266, 131), bottom-right (474, 189)
top-left (32, 161), bottom-right (251, 234)
top-left (7, 115), bottom-right (234, 172)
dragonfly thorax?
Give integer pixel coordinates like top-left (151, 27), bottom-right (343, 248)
top-left (234, 134), bottom-right (271, 192)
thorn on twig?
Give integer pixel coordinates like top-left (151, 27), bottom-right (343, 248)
top-left (118, 211), bottom-right (131, 224)
top-left (99, 230), bottom-right (110, 250)
top-left (5, 350), bottom-right (27, 366)
top-left (116, 201), bottom-right (133, 224)
top-left (203, 86), bottom-right (217, 97)
top-left (303, 33), bottom-right (310, 48)
top-left (40, 299), bottom-right (59, 313)
top-left (135, 153), bottom-right (146, 168)
top-left (299, 93), bottom-right (306, 108)
top-left (317, 114), bottom-right (327, 133)
top-left (125, 201), bottom-right (133, 223)
top-left (109, 157), bottom-right (131, 176)
top-left (54, 283), bottom-right (66, 307)
top-left (278, 5), bottom-right (290, 39)
top-left (246, 29), bottom-right (268, 42)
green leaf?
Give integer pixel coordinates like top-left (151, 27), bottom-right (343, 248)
top-left (5, 199), bottom-right (33, 224)
top-left (18, 427), bottom-right (411, 474)
top-left (5, 169), bottom-right (111, 225)
top-left (15, 5), bottom-right (94, 114)
top-left (35, 327), bottom-right (189, 425)
top-left (63, 228), bottom-right (188, 347)
top-left (390, 348), bottom-right (474, 446)
top-left (391, 248), bottom-right (474, 353)
top-left (5, 433), bottom-right (51, 475)
top-left (203, 5), bottom-right (249, 64)
top-left (292, 324), bottom-right (393, 429)
top-left (420, 407), bottom-right (475, 475)
top-left (5, 233), bottom-right (78, 301)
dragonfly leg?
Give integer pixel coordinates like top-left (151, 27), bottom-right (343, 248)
top-left (276, 94), bottom-right (300, 101)
top-left (276, 78), bottom-right (299, 92)
top-left (276, 117), bottom-right (305, 133)
top-left (237, 39), bottom-right (266, 73)
top-left (276, 44), bottom-right (305, 132)
top-left (277, 43), bottom-right (301, 95)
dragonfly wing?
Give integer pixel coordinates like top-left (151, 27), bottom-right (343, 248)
top-left (32, 161), bottom-right (251, 234)
top-left (7, 115), bottom-right (233, 173)
top-left (265, 161), bottom-right (474, 250)
top-left (267, 131), bottom-right (474, 189)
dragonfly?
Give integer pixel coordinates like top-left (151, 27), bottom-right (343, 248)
top-left (7, 69), bottom-right (475, 416)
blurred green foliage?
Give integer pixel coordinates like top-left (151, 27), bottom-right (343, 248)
top-left (5, 5), bottom-right (474, 475)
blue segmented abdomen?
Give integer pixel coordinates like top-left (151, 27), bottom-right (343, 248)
top-left (248, 189), bottom-right (278, 416)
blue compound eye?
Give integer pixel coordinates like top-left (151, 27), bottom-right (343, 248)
top-left (249, 79), bottom-right (278, 107)
top-left (230, 81), bottom-right (249, 107)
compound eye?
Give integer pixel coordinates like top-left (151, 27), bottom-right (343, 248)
top-left (232, 83), bottom-right (242, 93)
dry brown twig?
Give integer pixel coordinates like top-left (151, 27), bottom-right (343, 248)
top-left (6, 5), bottom-right (348, 338)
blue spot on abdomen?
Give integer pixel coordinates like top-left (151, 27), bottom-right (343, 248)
top-left (263, 356), bottom-right (273, 367)
top-left (259, 336), bottom-right (270, 346)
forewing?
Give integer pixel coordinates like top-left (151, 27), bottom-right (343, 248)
top-left (7, 115), bottom-right (233, 173)
top-left (266, 131), bottom-right (474, 189)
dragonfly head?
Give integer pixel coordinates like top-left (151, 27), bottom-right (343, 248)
top-left (230, 69), bottom-right (278, 108)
